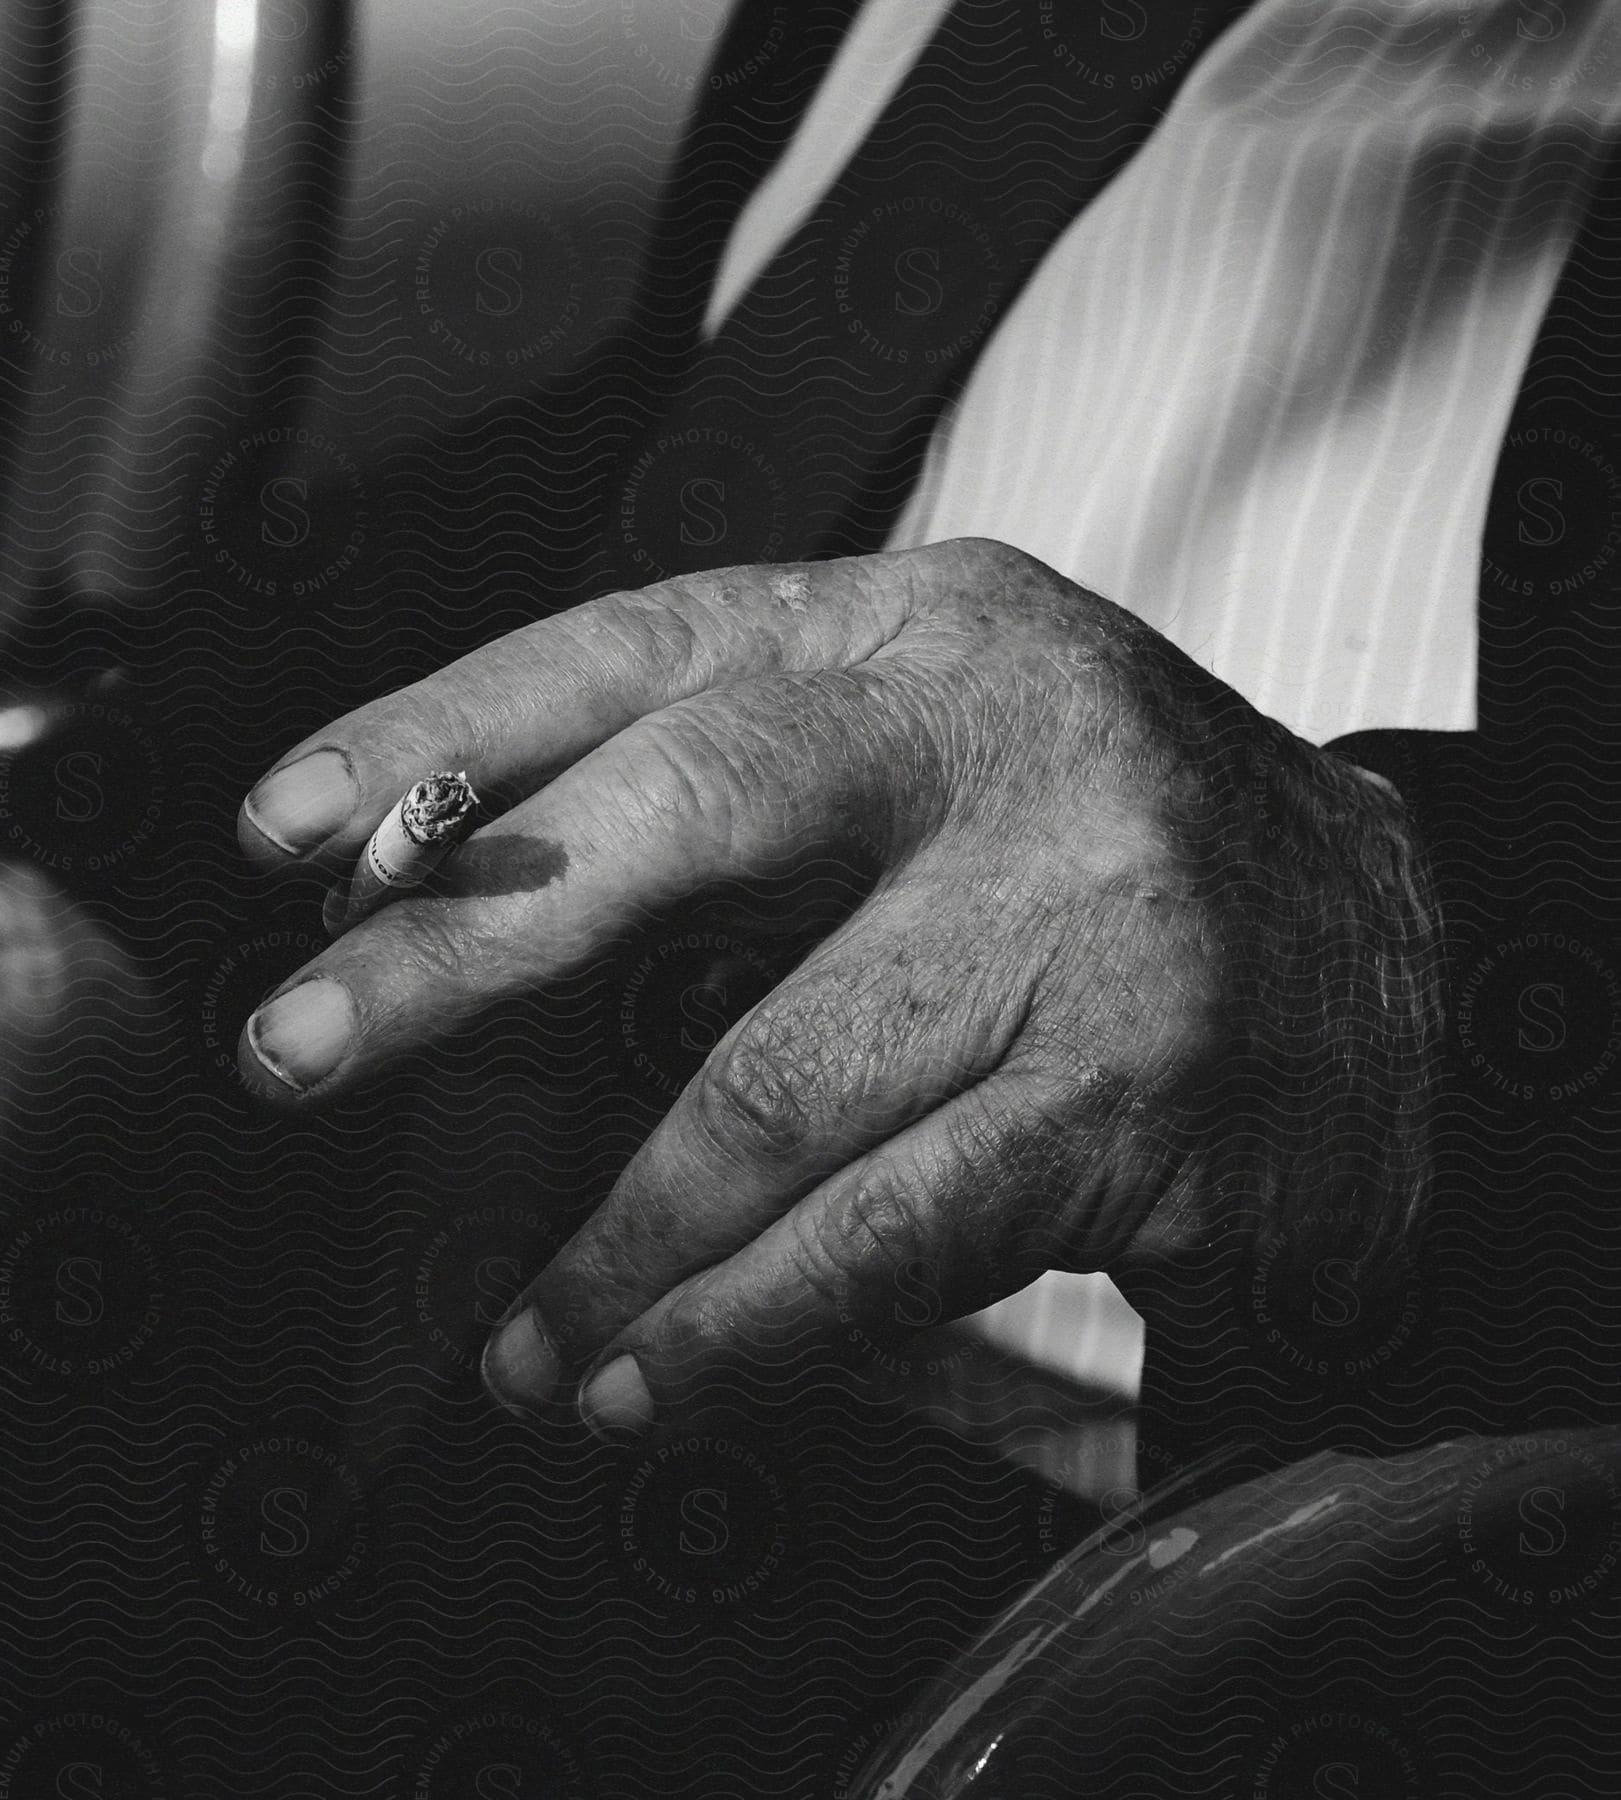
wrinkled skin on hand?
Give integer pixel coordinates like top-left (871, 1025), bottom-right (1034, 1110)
top-left (235, 540), bottom-right (1440, 1435)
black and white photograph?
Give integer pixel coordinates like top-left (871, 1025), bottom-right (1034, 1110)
top-left (2, 2), bottom-right (1620, 1794)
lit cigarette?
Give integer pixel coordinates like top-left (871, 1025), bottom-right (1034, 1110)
top-left (325, 770), bottom-right (479, 934)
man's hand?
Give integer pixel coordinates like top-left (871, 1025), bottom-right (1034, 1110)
top-left (234, 539), bottom-right (1440, 1436)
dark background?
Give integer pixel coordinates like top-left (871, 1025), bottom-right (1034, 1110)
top-left (0, 6), bottom-right (1098, 1798)
top-left (5, 3), bottom-right (1621, 1796)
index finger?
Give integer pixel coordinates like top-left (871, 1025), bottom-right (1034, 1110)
top-left (236, 555), bottom-right (916, 869)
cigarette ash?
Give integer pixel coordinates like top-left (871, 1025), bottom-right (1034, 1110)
top-left (399, 771), bottom-right (479, 846)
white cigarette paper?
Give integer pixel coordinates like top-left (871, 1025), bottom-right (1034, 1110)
top-left (366, 769), bottom-right (480, 887)
top-left (327, 770), bottom-right (480, 934)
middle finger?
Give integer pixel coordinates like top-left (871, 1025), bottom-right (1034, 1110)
top-left (235, 668), bottom-right (917, 1102)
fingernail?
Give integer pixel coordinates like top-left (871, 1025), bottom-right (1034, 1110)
top-left (482, 1306), bottom-right (561, 1417)
top-left (246, 979), bottom-right (354, 1091)
top-left (579, 1353), bottom-right (655, 1441)
top-left (244, 749), bottom-right (358, 854)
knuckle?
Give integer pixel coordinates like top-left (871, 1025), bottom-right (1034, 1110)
top-left (631, 717), bottom-right (714, 807)
top-left (591, 585), bottom-right (706, 681)
top-left (695, 1016), bottom-right (822, 1166)
top-left (644, 701), bottom-right (745, 777)
top-left (388, 905), bottom-right (485, 988)
top-left (610, 715), bottom-right (736, 845)
top-left (410, 681), bottom-right (503, 769)
top-left (935, 535), bottom-right (1032, 584)
top-left (819, 1169), bottom-right (931, 1274)
top-left (378, 898), bottom-right (541, 1022)
top-left (661, 1279), bottom-right (733, 1356)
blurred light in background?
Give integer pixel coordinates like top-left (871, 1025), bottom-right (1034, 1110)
top-left (202, 0), bottom-right (258, 183)
top-left (0, 706), bottom-right (52, 753)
